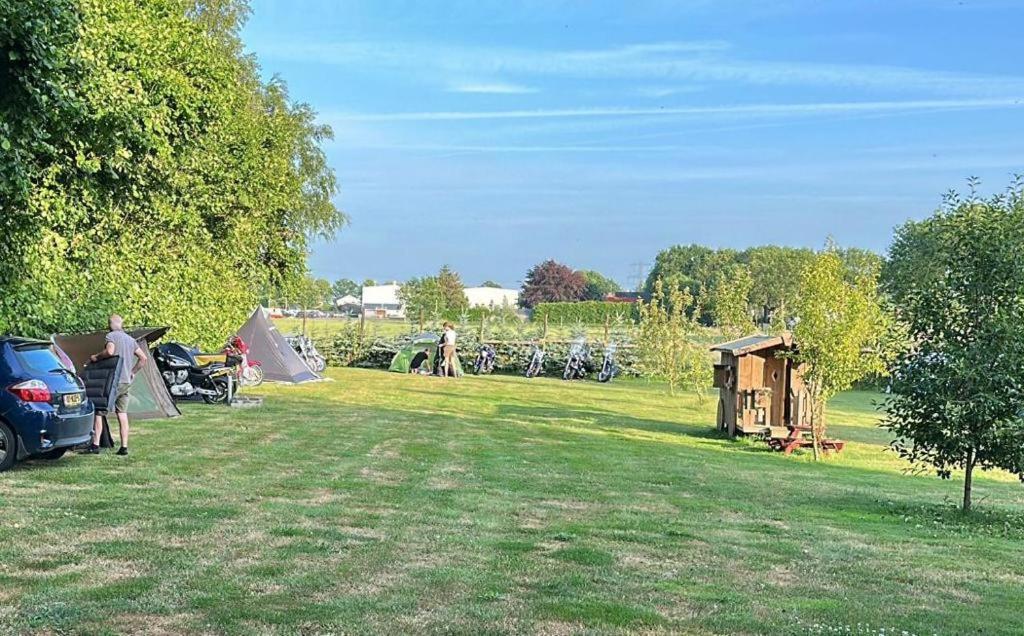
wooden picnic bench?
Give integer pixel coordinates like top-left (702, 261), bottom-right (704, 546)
top-left (766, 426), bottom-right (845, 455)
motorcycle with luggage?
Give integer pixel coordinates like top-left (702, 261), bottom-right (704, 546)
top-left (153, 342), bottom-right (236, 404)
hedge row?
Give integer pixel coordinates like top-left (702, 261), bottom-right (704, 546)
top-left (312, 329), bottom-right (640, 378)
top-left (531, 301), bottom-right (638, 325)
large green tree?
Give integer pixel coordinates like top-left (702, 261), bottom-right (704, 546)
top-left (0, 0), bottom-right (344, 346)
top-left (883, 180), bottom-right (1024, 512)
top-left (740, 246), bottom-right (815, 327)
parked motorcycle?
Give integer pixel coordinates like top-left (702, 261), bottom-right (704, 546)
top-left (153, 342), bottom-right (235, 404)
top-left (224, 335), bottom-right (263, 387)
top-left (474, 344), bottom-right (496, 375)
top-left (286, 335), bottom-right (326, 373)
top-left (562, 340), bottom-right (590, 381)
top-left (524, 344), bottom-right (546, 378)
top-left (597, 343), bottom-right (618, 383)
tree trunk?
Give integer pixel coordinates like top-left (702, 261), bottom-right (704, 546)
top-left (963, 448), bottom-right (975, 513)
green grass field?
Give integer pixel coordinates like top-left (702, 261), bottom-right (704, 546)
top-left (2, 369), bottom-right (1022, 635)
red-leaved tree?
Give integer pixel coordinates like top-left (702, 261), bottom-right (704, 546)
top-left (520, 260), bottom-right (586, 308)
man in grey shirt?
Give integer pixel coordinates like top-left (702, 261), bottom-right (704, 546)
top-left (87, 315), bottom-right (148, 455)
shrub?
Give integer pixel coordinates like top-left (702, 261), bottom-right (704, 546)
top-left (532, 301), bottom-right (637, 325)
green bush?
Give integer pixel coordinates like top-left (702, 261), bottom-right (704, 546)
top-left (532, 301), bottom-right (637, 325)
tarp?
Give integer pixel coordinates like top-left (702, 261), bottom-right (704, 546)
top-left (388, 332), bottom-right (463, 376)
top-left (53, 327), bottom-right (180, 420)
top-left (235, 307), bottom-right (321, 383)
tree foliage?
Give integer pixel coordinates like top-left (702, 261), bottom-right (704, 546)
top-left (635, 278), bottom-right (710, 397)
top-left (399, 265), bottom-right (467, 320)
top-left (579, 270), bottom-right (621, 301)
top-left (785, 243), bottom-right (890, 459)
top-left (883, 179), bottom-right (1024, 511)
top-left (645, 244), bottom-right (884, 330)
top-left (520, 260), bottom-right (585, 309)
top-left (331, 278), bottom-right (360, 300)
top-left (0, 0), bottom-right (344, 347)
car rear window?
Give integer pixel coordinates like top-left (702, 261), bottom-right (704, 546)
top-left (14, 345), bottom-right (67, 375)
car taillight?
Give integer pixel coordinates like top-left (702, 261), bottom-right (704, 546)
top-left (9, 379), bottom-right (52, 403)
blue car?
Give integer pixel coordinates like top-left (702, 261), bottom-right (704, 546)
top-left (0, 336), bottom-right (94, 472)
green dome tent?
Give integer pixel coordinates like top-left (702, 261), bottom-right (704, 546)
top-left (388, 332), bottom-right (463, 376)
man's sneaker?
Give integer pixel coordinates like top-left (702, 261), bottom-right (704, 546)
top-left (83, 444), bottom-right (100, 454)
top-left (116, 447), bottom-right (129, 456)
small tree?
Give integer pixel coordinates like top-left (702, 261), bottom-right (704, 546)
top-left (520, 260), bottom-right (586, 308)
top-left (786, 243), bottom-right (890, 460)
top-left (883, 179), bottom-right (1024, 512)
top-left (635, 278), bottom-right (711, 398)
top-left (579, 270), bottom-right (621, 301)
top-left (708, 263), bottom-right (754, 336)
top-left (480, 280), bottom-right (503, 288)
top-left (437, 265), bottom-right (468, 313)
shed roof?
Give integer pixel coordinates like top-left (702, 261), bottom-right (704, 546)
top-left (710, 333), bottom-right (793, 355)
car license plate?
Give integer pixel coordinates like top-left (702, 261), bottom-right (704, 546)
top-left (63, 393), bottom-right (82, 407)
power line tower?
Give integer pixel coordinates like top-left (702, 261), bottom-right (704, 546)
top-left (627, 261), bottom-right (649, 292)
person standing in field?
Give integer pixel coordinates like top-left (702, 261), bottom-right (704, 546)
top-left (441, 321), bottom-right (458, 377)
top-left (87, 314), bottom-right (148, 456)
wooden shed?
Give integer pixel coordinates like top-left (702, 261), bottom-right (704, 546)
top-left (710, 333), bottom-right (813, 437)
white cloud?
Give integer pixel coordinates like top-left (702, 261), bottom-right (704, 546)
top-left (326, 98), bottom-right (1024, 122)
top-left (446, 81), bottom-right (538, 94)
top-left (256, 39), bottom-right (1024, 96)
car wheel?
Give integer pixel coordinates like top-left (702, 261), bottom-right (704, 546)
top-left (36, 448), bottom-right (67, 460)
top-left (0, 423), bottom-right (18, 472)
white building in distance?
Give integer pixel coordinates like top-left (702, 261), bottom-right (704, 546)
top-left (361, 284), bottom-right (404, 318)
top-left (464, 286), bottom-right (520, 310)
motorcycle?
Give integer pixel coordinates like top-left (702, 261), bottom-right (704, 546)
top-left (474, 344), bottom-right (496, 375)
top-left (524, 344), bottom-right (546, 378)
top-left (153, 342), bottom-right (236, 404)
top-left (225, 335), bottom-right (263, 387)
top-left (597, 343), bottom-right (618, 383)
top-left (286, 335), bottom-right (326, 373)
top-left (562, 340), bottom-right (590, 381)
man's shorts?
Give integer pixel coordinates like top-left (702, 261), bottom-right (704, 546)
top-left (112, 383), bottom-right (131, 414)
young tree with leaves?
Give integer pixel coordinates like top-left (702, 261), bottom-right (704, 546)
top-left (786, 243), bottom-right (890, 460)
top-left (707, 263), bottom-right (754, 335)
top-left (883, 179), bottom-right (1024, 512)
top-left (579, 270), bottom-right (621, 301)
top-left (635, 279), bottom-right (711, 398)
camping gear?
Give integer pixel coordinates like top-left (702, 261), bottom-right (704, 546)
top-left (81, 355), bottom-right (119, 448)
top-left (388, 332), bottom-right (464, 375)
top-left (562, 340), bottom-right (589, 381)
top-left (52, 327), bottom-right (180, 420)
top-left (524, 345), bottom-right (545, 378)
top-left (234, 308), bottom-right (322, 383)
top-left (597, 343), bottom-right (618, 383)
top-left (389, 332), bottom-right (438, 374)
top-left (152, 342), bottom-right (235, 404)
top-left (473, 344), bottom-right (496, 375)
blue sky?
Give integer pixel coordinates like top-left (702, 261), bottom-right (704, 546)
top-left (243, 0), bottom-right (1024, 288)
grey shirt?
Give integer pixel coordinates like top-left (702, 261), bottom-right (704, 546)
top-left (105, 329), bottom-right (139, 386)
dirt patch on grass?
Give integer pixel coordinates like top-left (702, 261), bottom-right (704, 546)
top-left (108, 612), bottom-right (194, 635)
top-left (359, 466), bottom-right (403, 485)
top-left (368, 439), bottom-right (402, 459)
top-left (539, 499), bottom-right (595, 512)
